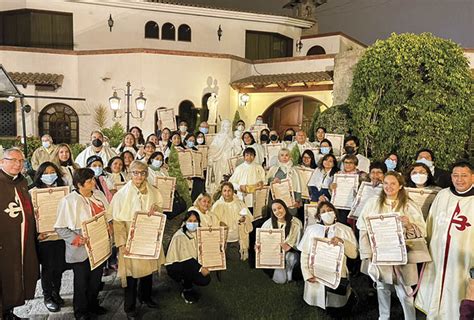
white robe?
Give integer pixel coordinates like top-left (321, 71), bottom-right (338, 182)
top-left (297, 223), bottom-right (358, 309)
top-left (229, 161), bottom-right (266, 208)
top-left (188, 205), bottom-right (217, 227)
top-left (240, 143), bottom-right (265, 165)
top-left (75, 145), bottom-right (117, 168)
top-left (415, 187), bottom-right (474, 319)
top-left (165, 228), bottom-right (198, 265)
top-left (288, 141), bottom-right (315, 155)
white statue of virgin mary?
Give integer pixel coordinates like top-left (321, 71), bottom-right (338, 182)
top-left (207, 93), bottom-right (219, 125)
top-left (206, 119), bottom-right (235, 195)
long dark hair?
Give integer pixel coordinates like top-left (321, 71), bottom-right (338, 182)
top-left (105, 156), bottom-right (125, 174)
top-left (130, 126), bottom-right (145, 145)
top-left (241, 131), bottom-right (256, 145)
top-left (405, 162), bottom-right (436, 188)
top-left (182, 210), bottom-right (201, 239)
top-left (316, 201), bottom-right (341, 223)
top-left (33, 161), bottom-right (65, 188)
top-left (270, 199), bottom-right (292, 237)
top-left (300, 149), bottom-right (317, 169)
top-left (319, 154), bottom-right (338, 177)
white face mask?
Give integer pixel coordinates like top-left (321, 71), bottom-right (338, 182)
top-left (411, 173), bottom-right (428, 185)
top-left (416, 158), bottom-right (433, 169)
top-left (256, 119), bottom-right (263, 125)
top-left (42, 141), bottom-right (50, 149)
top-left (196, 138), bottom-right (204, 145)
top-left (179, 125), bottom-right (187, 133)
top-left (237, 125), bottom-right (244, 131)
top-left (320, 211), bottom-right (336, 225)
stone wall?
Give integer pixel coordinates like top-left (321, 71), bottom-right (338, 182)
top-left (331, 48), bottom-right (365, 106)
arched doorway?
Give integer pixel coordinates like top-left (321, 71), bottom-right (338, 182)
top-left (39, 103), bottom-right (79, 144)
top-left (307, 45), bottom-right (326, 56)
top-left (200, 93), bottom-right (211, 122)
top-left (178, 100), bottom-right (198, 132)
top-left (262, 96), bottom-right (326, 137)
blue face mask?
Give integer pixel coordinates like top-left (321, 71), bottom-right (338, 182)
top-left (92, 167), bottom-right (103, 177)
top-left (186, 222), bottom-right (199, 232)
top-left (199, 127), bottom-right (209, 134)
top-left (40, 173), bottom-right (57, 185)
top-left (385, 159), bottom-right (397, 171)
top-left (152, 159), bottom-right (162, 169)
top-left (186, 141), bottom-right (195, 148)
top-left (320, 147), bottom-right (330, 155)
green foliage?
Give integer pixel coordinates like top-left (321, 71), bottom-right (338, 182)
top-left (290, 145), bottom-right (301, 164)
top-left (0, 136), bottom-right (41, 160)
top-left (70, 143), bottom-right (86, 159)
top-left (167, 145), bottom-right (192, 208)
top-left (101, 122), bottom-right (125, 148)
top-left (232, 110), bottom-right (241, 130)
top-left (315, 104), bottom-right (352, 135)
top-left (348, 33), bottom-right (473, 168)
top-left (307, 108), bottom-right (321, 141)
top-left (94, 104), bottom-right (108, 129)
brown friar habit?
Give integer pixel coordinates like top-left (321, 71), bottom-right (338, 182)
top-left (0, 170), bottom-right (39, 314)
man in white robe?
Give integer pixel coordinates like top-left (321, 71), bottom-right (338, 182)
top-left (415, 160), bottom-right (474, 319)
top-left (76, 131), bottom-right (117, 168)
top-left (288, 130), bottom-right (314, 155)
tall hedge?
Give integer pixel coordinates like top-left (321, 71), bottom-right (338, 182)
top-left (348, 33), bottom-right (472, 169)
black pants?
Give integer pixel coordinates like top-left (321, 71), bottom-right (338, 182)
top-left (166, 259), bottom-right (211, 290)
top-left (38, 240), bottom-right (66, 299)
top-left (71, 259), bottom-right (104, 318)
top-left (124, 275), bottom-right (153, 313)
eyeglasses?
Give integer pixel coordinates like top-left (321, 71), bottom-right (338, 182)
top-left (131, 171), bottom-right (147, 177)
top-left (3, 158), bottom-right (25, 164)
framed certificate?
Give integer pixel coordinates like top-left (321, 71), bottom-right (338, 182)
top-left (228, 155), bottom-right (244, 174)
top-left (31, 186), bottom-right (70, 234)
top-left (304, 204), bottom-right (319, 232)
top-left (271, 178), bottom-right (294, 208)
top-left (205, 134), bottom-right (216, 146)
top-left (366, 213), bottom-right (407, 265)
top-left (295, 167), bottom-right (314, 200)
top-left (82, 212), bottom-right (112, 270)
top-left (405, 188), bottom-right (439, 220)
top-left (348, 182), bottom-right (383, 219)
top-left (124, 211), bottom-right (166, 259)
top-left (191, 150), bottom-right (204, 179)
top-left (256, 228), bottom-right (285, 269)
top-left (265, 143), bottom-right (282, 167)
top-left (157, 108), bottom-right (177, 131)
top-left (177, 150), bottom-right (194, 177)
top-left (253, 186), bottom-right (270, 221)
top-left (154, 176), bottom-right (176, 212)
top-left (309, 238), bottom-right (344, 289)
top-left (197, 145), bottom-right (209, 169)
top-left (197, 227), bottom-right (226, 271)
top-left (331, 174), bottom-right (359, 210)
top-left (250, 130), bottom-right (261, 144)
top-left (325, 133), bottom-right (345, 156)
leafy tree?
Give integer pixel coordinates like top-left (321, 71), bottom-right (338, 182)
top-left (307, 107), bottom-right (321, 141)
top-left (232, 110), bottom-right (241, 131)
top-left (101, 122), bottom-right (125, 148)
top-left (167, 145), bottom-right (192, 208)
top-left (290, 145), bottom-right (301, 164)
top-left (94, 104), bottom-right (108, 129)
top-left (314, 104), bottom-right (352, 136)
top-left (348, 33), bottom-right (472, 169)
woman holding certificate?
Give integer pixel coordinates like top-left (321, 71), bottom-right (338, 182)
top-left (52, 143), bottom-right (79, 187)
top-left (260, 199), bottom-right (302, 284)
top-left (105, 156), bottom-right (128, 192)
top-left (308, 154), bottom-right (338, 202)
top-left (55, 168), bottom-right (110, 320)
top-left (239, 131), bottom-right (265, 165)
top-left (109, 161), bottom-right (164, 319)
top-left (297, 201), bottom-right (358, 313)
top-left (189, 193), bottom-right (217, 227)
top-left (32, 162), bottom-right (68, 313)
top-left (166, 210), bottom-right (211, 304)
top-left (356, 172), bottom-right (426, 320)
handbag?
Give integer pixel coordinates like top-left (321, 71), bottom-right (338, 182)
top-left (405, 237), bottom-right (432, 263)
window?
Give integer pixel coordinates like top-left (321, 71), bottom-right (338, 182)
top-left (245, 31), bottom-right (293, 60)
top-left (0, 101), bottom-right (17, 136)
top-left (144, 21), bottom-right (159, 39)
top-left (162, 23), bottom-right (176, 40)
top-left (307, 45), bottom-right (326, 56)
top-left (0, 9), bottom-right (73, 50)
top-left (178, 24), bottom-right (191, 42)
top-left (39, 103), bottom-right (78, 144)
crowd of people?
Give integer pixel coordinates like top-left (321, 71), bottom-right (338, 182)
top-left (0, 116), bottom-right (472, 320)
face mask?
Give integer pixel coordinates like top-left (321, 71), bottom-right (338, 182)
top-left (320, 147), bottom-right (330, 155)
top-left (237, 125), bottom-right (244, 131)
top-left (40, 173), bottom-right (57, 185)
top-left (92, 139), bottom-right (103, 148)
top-left (199, 127), bottom-right (208, 134)
top-left (196, 138), bottom-right (204, 145)
top-left (186, 222), bottom-right (199, 232)
top-left (42, 141), bottom-right (50, 149)
top-left (411, 173), bottom-right (428, 185)
top-left (260, 134), bottom-right (269, 142)
top-left (256, 119), bottom-right (263, 125)
top-left (152, 159), bottom-right (162, 168)
top-left (320, 211), bottom-right (336, 225)
top-left (416, 158), bottom-right (433, 169)
top-left (179, 126), bottom-right (187, 133)
top-left (92, 167), bottom-right (103, 177)
top-left (344, 146), bottom-right (355, 155)
top-left (270, 135), bottom-right (278, 142)
top-left (284, 135), bottom-right (293, 142)
top-left (186, 141), bottom-right (195, 148)
top-left (385, 159), bottom-right (397, 171)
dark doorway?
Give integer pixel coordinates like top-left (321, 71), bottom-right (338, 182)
top-left (39, 103), bottom-right (78, 144)
top-left (178, 100), bottom-right (197, 132)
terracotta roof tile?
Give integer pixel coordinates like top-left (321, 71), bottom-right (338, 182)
top-left (9, 72), bottom-right (64, 88)
top-left (231, 71), bottom-right (332, 88)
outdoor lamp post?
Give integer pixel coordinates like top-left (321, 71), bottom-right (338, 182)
top-left (108, 81), bottom-right (146, 132)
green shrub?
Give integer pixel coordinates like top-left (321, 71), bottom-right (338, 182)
top-left (232, 110), bottom-right (241, 130)
top-left (70, 143), bottom-right (86, 159)
top-left (167, 145), bottom-right (192, 208)
top-left (102, 122), bottom-right (125, 148)
top-left (348, 33), bottom-right (472, 168)
top-left (314, 104), bottom-right (351, 136)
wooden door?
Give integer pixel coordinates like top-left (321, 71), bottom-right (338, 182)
top-left (263, 97), bottom-right (303, 137)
